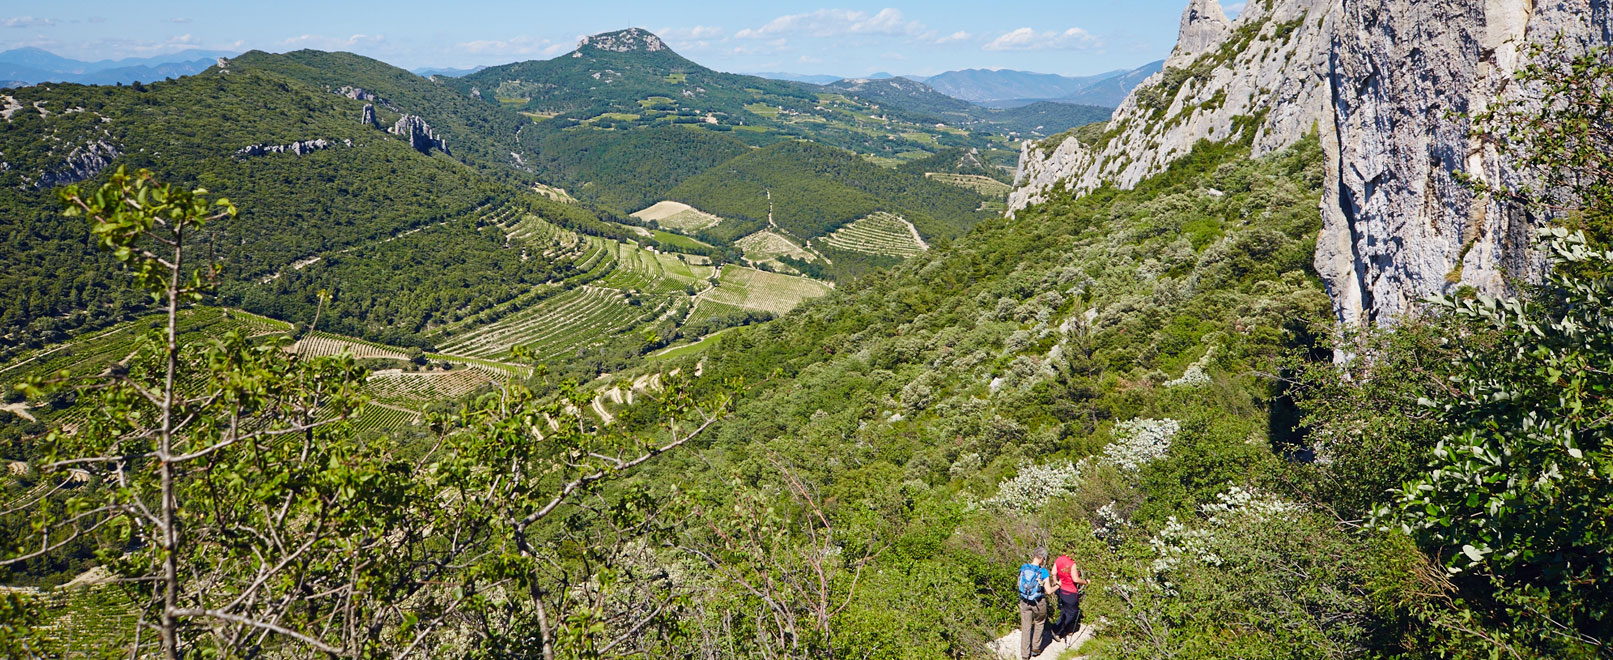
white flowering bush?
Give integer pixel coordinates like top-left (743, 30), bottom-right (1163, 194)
top-left (1165, 346), bottom-right (1216, 388)
top-left (1146, 486), bottom-right (1305, 592)
top-left (983, 459), bottom-right (1085, 514)
top-left (1102, 418), bottom-right (1180, 471)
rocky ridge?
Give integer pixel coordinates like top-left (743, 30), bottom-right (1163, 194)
top-left (236, 138), bottom-right (350, 158)
top-left (33, 140), bottom-right (121, 189)
top-left (577, 28), bottom-right (667, 54)
top-left (389, 115), bottom-right (449, 155)
top-left (1009, 0), bottom-right (1613, 326)
top-left (1009, 0), bottom-right (1333, 214)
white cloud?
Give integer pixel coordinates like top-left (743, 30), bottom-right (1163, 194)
top-left (658, 25), bottom-right (724, 41)
top-left (736, 8), bottom-right (923, 39)
top-left (935, 31), bottom-right (971, 44)
top-left (166, 17), bottom-right (192, 24)
top-left (982, 27), bottom-right (1101, 52)
top-left (279, 33), bottom-right (386, 51)
top-left (3, 17), bottom-right (55, 28)
top-left (729, 38), bottom-right (790, 56)
top-left (454, 35), bottom-right (569, 58)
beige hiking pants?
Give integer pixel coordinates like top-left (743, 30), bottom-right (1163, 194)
top-left (1018, 597), bottom-right (1047, 659)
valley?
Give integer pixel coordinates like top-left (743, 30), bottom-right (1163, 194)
top-left (2, 2), bottom-right (1611, 659)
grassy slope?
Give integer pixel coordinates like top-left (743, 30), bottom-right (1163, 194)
top-left (632, 133), bottom-right (1331, 651)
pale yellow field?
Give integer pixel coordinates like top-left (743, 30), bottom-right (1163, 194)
top-left (736, 230), bottom-right (813, 263)
top-left (631, 201), bottom-right (723, 231)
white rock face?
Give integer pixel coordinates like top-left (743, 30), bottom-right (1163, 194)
top-left (577, 28), bottom-right (667, 54)
top-left (1009, 0), bottom-right (1335, 213)
top-left (1167, 0), bottom-right (1233, 67)
top-left (1317, 0), bottom-right (1610, 326)
top-left (1010, 0), bottom-right (1613, 327)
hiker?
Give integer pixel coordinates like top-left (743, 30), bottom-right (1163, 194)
top-left (1052, 553), bottom-right (1090, 642)
top-left (1017, 547), bottom-right (1055, 659)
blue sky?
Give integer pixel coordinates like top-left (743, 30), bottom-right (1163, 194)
top-left (0, 1), bottom-right (1240, 76)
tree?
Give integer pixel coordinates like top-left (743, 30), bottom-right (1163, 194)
top-left (1374, 43), bottom-right (1613, 658)
top-left (1, 168), bottom-right (738, 659)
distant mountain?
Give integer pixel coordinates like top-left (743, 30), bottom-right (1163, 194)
top-left (923, 68), bottom-right (1115, 103)
top-left (0, 47), bottom-right (237, 86)
top-left (823, 77), bottom-right (977, 117)
top-left (1056, 60), bottom-right (1164, 107)
top-left (743, 72), bottom-right (845, 84)
top-left (412, 65), bottom-right (487, 78)
top-left (923, 60), bottom-right (1165, 108)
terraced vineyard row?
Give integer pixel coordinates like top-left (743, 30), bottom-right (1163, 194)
top-left (817, 212), bottom-right (927, 258)
top-left (350, 403), bottom-right (421, 431)
top-left (23, 584), bottom-right (140, 655)
top-left (367, 368), bottom-right (493, 405)
top-left (296, 332), bottom-right (411, 360)
top-left (701, 266), bottom-right (834, 316)
top-left (439, 286), bottom-right (652, 360)
top-left (0, 308), bottom-right (289, 393)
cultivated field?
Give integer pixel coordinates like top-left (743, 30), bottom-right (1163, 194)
top-left (632, 200), bottom-right (723, 232)
top-left (295, 332), bottom-right (411, 360)
top-left (701, 266), bottom-right (832, 316)
top-left (438, 286), bottom-right (660, 361)
top-left (925, 172), bottom-right (1012, 196)
top-left (736, 230), bottom-right (814, 265)
top-left (0, 307), bottom-right (289, 392)
top-left (367, 368), bottom-right (494, 406)
top-left (817, 212), bottom-right (928, 258)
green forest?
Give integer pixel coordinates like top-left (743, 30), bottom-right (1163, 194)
top-left (1, 20), bottom-right (1609, 660)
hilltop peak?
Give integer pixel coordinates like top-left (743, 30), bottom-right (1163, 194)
top-left (576, 28), bottom-right (668, 54)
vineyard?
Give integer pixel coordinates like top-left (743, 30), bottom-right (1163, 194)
top-left (924, 172), bottom-right (1012, 196)
top-left (736, 230), bottom-right (814, 267)
top-left (295, 332), bottom-right (411, 360)
top-left (438, 286), bottom-right (659, 361)
top-left (701, 266), bottom-right (833, 316)
top-left (367, 368), bottom-right (495, 406)
top-left (817, 212), bottom-right (928, 258)
top-left (347, 402), bottom-right (422, 431)
top-left (596, 238), bottom-right (713, 294)
top-left (0, 308), bottom-right (290, 394)
top-left (631, 200), bottom-right (723, 232)
top-left (16, 582), bottom-right (140, 655)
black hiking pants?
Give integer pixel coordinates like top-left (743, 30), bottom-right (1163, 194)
top-left (1054, 589), bottom-right (1082, 638)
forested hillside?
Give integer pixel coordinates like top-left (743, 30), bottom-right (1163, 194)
top-left (0, 64), bottom-right (514, 354)
top-left (226, 50), bottom-right (537, 176)
top-left (669, 140), bottom-right (990, 242)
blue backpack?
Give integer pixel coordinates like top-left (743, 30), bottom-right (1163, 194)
top-left (1017, 564), bottom-right (1046, 601)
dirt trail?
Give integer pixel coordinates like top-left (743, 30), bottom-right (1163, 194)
top-left (988, 617), bottom-right (1100, 659)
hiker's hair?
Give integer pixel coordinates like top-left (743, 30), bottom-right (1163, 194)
top-left (1033, 547), bottom-right (1047, 561)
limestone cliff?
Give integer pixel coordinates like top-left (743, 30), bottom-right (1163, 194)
top-left (390, 115), bottom-right (450, 155)
top-left (1318, 0), bottom-right (1612, 325)
top-left (1010, 0), bottom-right (1613, 326)
top-left (1009, 0), bottom-right (1335, 213)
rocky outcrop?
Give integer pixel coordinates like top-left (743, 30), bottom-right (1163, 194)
top-left (389, 115), bottom-right (449, 155)
top-left (1167, 0), bottom-right (1233, 67)
top-left (236, 138), bottom-right (350, 158)
top-left (1009, 0), bottom-right (1335, 213)
top-left (578, 28), bottom-right (667, 53)
top-left (1009, 0), bottom-right (1613, 327)
top-left (34, 140), bottom-right (120, 189)
top-left (337, 85), bottom-right (383, 103)
top-left (1317, 0), bottom-right (1612, 326)
top-left (361, 103), bottom-right (378, 128)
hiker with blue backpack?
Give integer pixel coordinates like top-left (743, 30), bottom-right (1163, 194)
top-left (1016, 547), bottom-right (1056, 659)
